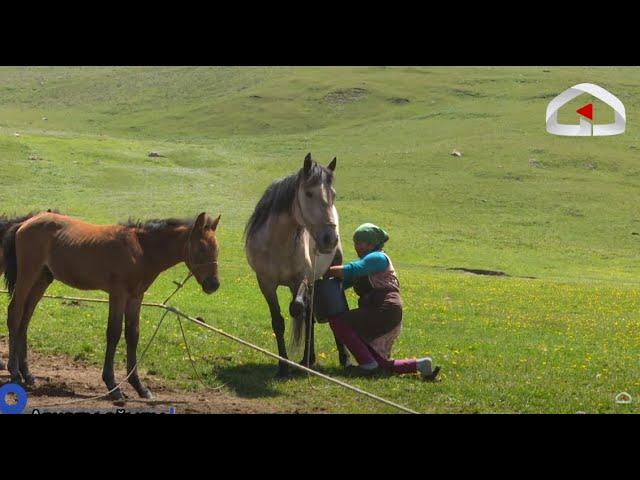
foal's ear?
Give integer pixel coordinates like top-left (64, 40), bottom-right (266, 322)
top-left (327, 157), bottom-right (337, 172)
top-left (304, 152), bottom-right (313, 177)
top-left (210, 214), bottom-right (221, 231)
top-left (193, 212), bottom-right (208, 234)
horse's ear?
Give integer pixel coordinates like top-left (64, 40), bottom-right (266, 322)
top-left (210, 214), bottom-right (221, 231)
top-left (304, 152), bottom-right (313, 177)
top-left (327, 157), bottom-right (337, 172)
top-left (193, 212), bottom-right (208, 234)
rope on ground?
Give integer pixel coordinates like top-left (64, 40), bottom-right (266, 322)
top-left (0, 288), bottom-right (419, 414)
top-left (0, 274), bottom-right (193, 408)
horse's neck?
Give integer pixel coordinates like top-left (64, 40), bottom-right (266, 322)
top-left (137, 227), bottom-right (189, 276)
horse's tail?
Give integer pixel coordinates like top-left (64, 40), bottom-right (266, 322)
top-left (290, 314), bottom-right (305, 352)
top-left (3, 224), bottom-right (19, 296)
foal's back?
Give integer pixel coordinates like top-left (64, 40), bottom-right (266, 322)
top-left (16, 212), bottom-right (141, 291)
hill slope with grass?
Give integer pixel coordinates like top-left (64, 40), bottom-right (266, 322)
top-left (0, 66), bottom-right (638, 413)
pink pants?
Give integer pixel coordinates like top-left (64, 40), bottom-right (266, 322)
top-left (329, 316), bottom-right (417, 374)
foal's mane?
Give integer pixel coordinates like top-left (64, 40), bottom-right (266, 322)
top-left (119, 216), bottom-right (216, 233)
top-left (244, 162), bottom-right (333, 244)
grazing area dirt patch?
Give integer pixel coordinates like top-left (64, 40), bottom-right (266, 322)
top-left (0, 341), bottom-right (290, 414)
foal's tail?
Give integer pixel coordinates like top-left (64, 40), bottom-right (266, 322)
top-left (2, 224), bottom-right (19, 296)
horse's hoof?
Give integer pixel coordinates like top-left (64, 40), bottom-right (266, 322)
top-left (274, 370), bottom-right (289, 380)
top-left (22, 374), bottom-right (36, 387)
top-left (10, 374), bottom-right (23, 384)
top-left (298, 360), bottom-right (318, 371)
top-left (138, 388), bottom-right (153, 399)
top-left (340, 358), bottom-right (353, 368)
top-left (289, 299), bottom-right (304, 318)
top-left (108, 388), bottom-right (125, 401)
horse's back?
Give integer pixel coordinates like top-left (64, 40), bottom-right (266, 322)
top-left (17, 213), bottom-right (140, 291)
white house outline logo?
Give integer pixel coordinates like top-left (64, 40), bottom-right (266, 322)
top-left (546, 83), bottom-right (625, 136)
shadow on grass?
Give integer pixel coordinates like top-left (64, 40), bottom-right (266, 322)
top-left (212, 361), bottom-right (354, 399)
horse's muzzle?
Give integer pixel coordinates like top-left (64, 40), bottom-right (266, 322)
top-left (202, 276), bottom-right (220, 294)
top-left (316, 227), bottom-right (338, 254)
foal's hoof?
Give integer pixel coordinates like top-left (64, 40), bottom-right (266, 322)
top-left (137, 388), bottom-right (154, 399)
top-left (289, 299), bottom-right (304, 318)
top-left (108, 388), bottom-right (125, 401)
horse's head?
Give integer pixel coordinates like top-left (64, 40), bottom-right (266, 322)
top-left (186, 212), bottom-right (221, 294)
top-left (294, 153), bottom-right (339, 254)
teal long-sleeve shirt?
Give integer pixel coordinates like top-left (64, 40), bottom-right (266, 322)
top-left (342, 251), bottom-right (389, 290)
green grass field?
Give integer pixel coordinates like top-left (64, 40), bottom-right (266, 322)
top-left (1, 66), bottom-right (639, 413)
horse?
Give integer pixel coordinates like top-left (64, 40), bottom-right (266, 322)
top-left (245, 153), bottom-right (350, 378)
top-left (0, 210), bottom-right (58, 276)
top-left (0, 210), bottom-right (58, 371)
top-left (3, 211), bottom-right (221, 400)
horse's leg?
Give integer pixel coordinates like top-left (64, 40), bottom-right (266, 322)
top-left (124, 295), bottom-right (152, 399)
top-left (330, 248), bottom-right (351, 367)
top-left (6, 262), bottom-right (41, 384)
top-left (102, 292), bottom-right (126, 400)
top-left (258, 276), bottom-right (289, 378)
top-left (289, 278), bottom-right (307, 319)
top-left (301, 288), bottom-right (316, 368)
top-left (17, 270), bottom-right (53, 386)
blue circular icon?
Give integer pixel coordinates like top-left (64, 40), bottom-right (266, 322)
top-left (0, 383), bottom-right (28, 414)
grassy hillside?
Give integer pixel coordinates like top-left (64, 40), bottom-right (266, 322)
top-left (0, 66), bottom-right (638, 413)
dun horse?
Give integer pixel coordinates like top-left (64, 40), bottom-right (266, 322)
top-left (245, 153), bottom-right (350, 378)
top-left (3, 211), bottom-right (221, 399)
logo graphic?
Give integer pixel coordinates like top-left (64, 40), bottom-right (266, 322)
top-left (546, 83), bottom-right (625, 136)
top-left (0, 383), bottom-right (28, 415)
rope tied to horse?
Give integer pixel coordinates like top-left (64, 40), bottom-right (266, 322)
top-left (0, 273), bottom-right (195, 408)
top-left (0, 285), bottom-right (420, 414)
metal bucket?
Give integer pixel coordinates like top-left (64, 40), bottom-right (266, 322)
top-left (313, 277), bottom-right (349, 323)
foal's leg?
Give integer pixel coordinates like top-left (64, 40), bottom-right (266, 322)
top-left (6, 263), bottom-right (42, 383)
top-left (124, 295), bottom-right (152, 399)
top-left (258, 276), bottom-right (289, 378)
top-left (17, 270), bottom-right (53, 385)
top-left (102, 293), bottom-right (127, 400)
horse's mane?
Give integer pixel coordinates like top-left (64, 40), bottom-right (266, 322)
top-left (119, 216), bottom-right (216, 232)
top-left (244, 162), bottom-right (333, 244)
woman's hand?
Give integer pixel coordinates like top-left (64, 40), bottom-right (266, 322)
top-left (328, 265), bottom-right (344, 279)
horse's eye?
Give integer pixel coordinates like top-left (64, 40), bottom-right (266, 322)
top-left (305, 191), bottom-right (312, 198)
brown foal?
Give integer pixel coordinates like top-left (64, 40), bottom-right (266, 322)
top-left (3, 211), bottom-right (221, 400)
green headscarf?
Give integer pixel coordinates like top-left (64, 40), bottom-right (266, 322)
top-left (353, 223), bottom-right (389, 248)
